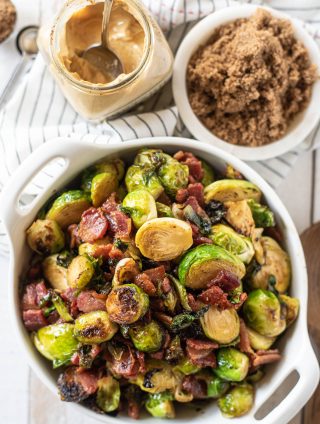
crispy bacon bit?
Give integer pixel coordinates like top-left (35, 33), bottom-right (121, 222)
top-left (58, 367), bottom-right (98, 402)
top-left (108, 345), bottom-right (140, 379)
top-left (26, 263), bottom-right (42, 281)
top-left (149, 350), bottom-right (164, 360)
top-left (161, 277), bottom-right (172, 294)
top-left (176, 188), bottom-right (188, 204)
top-left (234, 292), bottom-right (248, 310)
top-left (134, 274), bottom-right (157, 296)
top-left (154, 312), bottom-right (173, 326)
top-left (150, 298), bottom-right (165, 311)
top-left (78, 208), bottom-right (108, 243)
top-left (128, 401), bottom-right (140, 420)
top-left (187, 183), bottom-right (204, 207)
top-left (174, 151), bottom-right (204, 182)
top-left (239, 319), bottom-right (253, 354)
top-left (61, 287), bottom-right (79, 317)
top-left (21, 281), bottom-right (48, 310)
top-left (144, 266), bottom-right (166, 283)
top-left (102, 194), bottom-right (132, 241)
top-left (182, 375), bottom-right (207, 399)
top-left (265, 225), bottom-right (283, 243)
top-left (77, 291), bottom-right (107, 313)
top-left (186, 338), bottom-right (218, 367)
top-left (190, 222), bottom-right (213, 246)
top-left (22, 309), bottom-right (47, 331)
top-left (187, 293), bottom-right (204, 312)
top-left (252, 349), bottom-right (281, 367)
top-left (91, 243), bottom-right (113, 260)
top-left (157, 191), bottom-right (172, 206)
top-left (101, 193), bottom-right (118, 213)
top-left (207, 270), bottom-right (240, 291)
top-left (109, 246), bottom-right (125, 263)
top-left (67, 224), bottom-right (81, 249)
top-left (198, 285), bottom-right (232, 309)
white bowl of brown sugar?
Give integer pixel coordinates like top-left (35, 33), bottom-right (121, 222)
top-left (173, 5), bottom-right (320, 161)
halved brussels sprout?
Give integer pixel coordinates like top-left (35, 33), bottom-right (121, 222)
top-left (207, 376), bottom-right (230, 398)
top-left (67, 255), bottom-right (95, 290)
top-left (156, 202), bottom-right (173, 218)
top-left (247, 327), bottom-right (276, 350)
top-left (74, 311), bottom-right (118, 344)
top-left (128, 320), bottom-right (164, 352)
top-left (135, 218), bottom-right (193, 261)
top-left (106, 284), bottom-right (149, 324)
top-left (34, 323), bottom-right (78, 368)
top-left (133, 363), bottom-right (177, 394)
top-left (91, 171), bottom-right (118, 207)
top-left (168, 275), bottom-right (191, 311)
top-left (26, 219), bottom-right (65, 255)
top-left (122, 189), bottom-right (157, 228)
top-left (42, 254), bottom-right (68, 291)
top-left (158, 156), bottom-right (189, 197)
top-left (251, 228), bottom-right (265, 265)
top-left (178, 244), bottom-right (245, 289)
top-left (280, 294), bottom-right (299, 327)
top-left (225, 200), bottom-right (255, 237)
top-left (247, 199), bottom-right (275, 228)
top-left (200, 306), bottom-right (240, 344)
top-left (218, 383), bottom-right (254, 418)
top-left (97, 158), bottom-right (125, 181)
top-left (204, 180), bottom-right (261, 204)
top-left (134, 148), bottom-right (164, 168)
top-left (249, 237), bottom-right (291, 293)
top-left (173, 357), bottom-right (200, 375)
top-left (46, 190), bottom-right (91, 229)
top-left (201, 160), bottom-right (215, 186)
top-left (210, 224), bottom-right (254, 264)
top-left (125, 165), bottom-right (164, 199)
top-left (112, 257), bottom-right (139, 287)
top-left (96, 376), bottom-right (120, 412)
top-left (214, 348), bottom-right (249, 382)
top-left (243, 289), bottom-right (286, 337)
top-left (145, 392), bottom-right (175, 419)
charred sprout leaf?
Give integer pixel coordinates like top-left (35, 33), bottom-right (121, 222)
top-left (43, 305), bottom-right (56, 317)
top-left (96, 376), bottom-right (120, 413)
top-left (171, 312), bottom-right (195, 332)
top-left (145, 392), bottom-right (175, 418)
top-left (168, 274), bottom-right (191, 311)
top-left (125, 164), bottom-right (164, 200)
top-left (122, 189), bottom-right (157, 229)
top-left (43, 254), bottom-right (69, 291)
top-left (200, 306), bottom-right (240, 345)
top-left (26, 219), bottom-right (65, 255)
top-left (128, 320), bottom-right (164, 352)
top-left (156, 202), bottom-right (173, 218)
top-left (214, 348), bottom-right (249, 382)
top-left (218, 383), bottom-right (254, 418)
top-left (243, 289), bottom-right (286, 337)
top-left (207, 376), bottom-right (230, 398)
top-left (183, 204), bottom-right (211, 236)
top-left (279, 294), bottom-right (299, 327)
top-left (67, 255), bottom-right (95, 290)
top-left (174, 357), bottom-right (200, 375)
top-left (56, 250), bottom-right (75, 268)
top-left (74, 311), bottom-right (118, 344)
top-left (205, 200), bottom-right (226, 225)
top-left (247, 199), bottom-right (275, 228)
top-left (158, 155), bottom-right (189, 198)
top-left (51, 292), bottom-right (73, 322)
top-left (204, 180), bottom-right (261, 204)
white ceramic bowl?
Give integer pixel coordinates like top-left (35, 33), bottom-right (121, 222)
top-left (173, 4), bottom-right (320, 161)
top-left (0, 137), bottom-right (319, 424)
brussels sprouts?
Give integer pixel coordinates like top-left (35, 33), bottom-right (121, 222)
top-left (200, 306), bottom-right (240, 344)
top-left (280, 294), bottom-right (299, 327)
top-left (251, 228), bottom-right (265, 265)
top-left (96, 376), bottom-right (120, 412)
top-left (210, 224), bottom-right (254, 264)
top-left (67, 255), bottom-right (95, 290)
top-left (249, 237), bottom-right (291, 294)
top-left (122, 189), bottom-right (157, 228)
top-left (74, 311), bottom-right (118, 344)
top-left (214, 348), bottom-right (249, 382)
top-left (42, 254), bottom-right (68, 291)
top-left (163, 289), bottom-right (178, 313)
top-left (106, 284), bottom-right (149, 324)
top-left (90, 171), bottom-right (118, 207)
top-left (26, 219), bottom-right (65, 255)
top-left (225, 165), bottom-right (243, 180)
top-left (33, 323), bottom-right (78, 368)
top-left (168, 275), bottom-right (191, 311)
top-left (247, 327), bottom-right (276, 350)
top-left (201, 160), bottom-right (215, 186)
top-left (156, 202), bottom-right (173, 218)
top-left (207, 376), bottom-right (230, 398)
top-left (145, 392), bottom-right (175, 418)
top-left (125, 165), bottom-right (164, 199)
top-left (243, 289), bottom-right (286, 337)
top-left (225, 200), bottom-right (255, 237)
top-left (134, 148), bottom-right (164, 168)
top-left (133, 364), bottom-right (177, 394)
top-left (51, 292), bottom-right (73, 322)
top-left (247, 369), bottom-right (264, 383)
top-left (135, 218), bottom-right (193, 261)
top-left (112, 257), bottom-right (140, 287)
top-left (46, 190), bottom-right (91, 229)
top-left (128, 320), bottom-right (164, 352)
top-left (97, 158), bottom-right (125, 181)
top-left (204, 180), bottom-right (261, 204)
top-left (218, 383), bottom-right (254, 418)
top-left (178, 244), bottom-right (245, 289)
top-left (174, 358), bottom-right (200, 375)
top-left (158, 156), bottom-right (189, 197)
top-left (247, 199), bottom-right (275, 228)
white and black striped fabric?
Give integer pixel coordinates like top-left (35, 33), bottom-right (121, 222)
top-left (0, 0), bottom-right (320, 256)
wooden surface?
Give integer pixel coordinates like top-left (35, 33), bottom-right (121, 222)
top-left (0, 148), bottom-right (319, 423)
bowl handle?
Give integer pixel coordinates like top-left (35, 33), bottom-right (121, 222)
top-left (0, 138), bottom-right (106, 234)
top-left (256, 339), bottom-right (319, 424)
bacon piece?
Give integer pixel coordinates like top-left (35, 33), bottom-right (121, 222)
top-left (22, 309), bottom-right (47, 331)
top-left (58, 367), bottom-right (98, 402)
top-left (190, 222), bottom-right (213, 246)
top-left (77, 290), bottom-right (107, 313)
top-left (47, 310), bottom-right (60, 325)
top-left (157, 191), bottom-right (172, 206)
top-left (61, 287), bottom-right (79, 317)
top-left (154, 312), bottom-right (173, 326)
top-left (198, 285), bottom-right (232, 309)
top-left (91, 243), bottom-right (113, 260)
top-left (78, 207), bottom-right (108, 243)
top-left (109, 246), bottom-right (125, 263)
top-left (239, 319), bottom-right (253, 354)
top-left (128, 401), bottom-right (140, 420)
top-left (101, 193), bottom-right (118, 213)
top-left (134, 273), bottom-right (157, 296)
top-left (150, 298), bottom-right (165, 311)
top-left (176, 188), bottom-right (188, 204)
top-left (149, 350), bottom-right (164, 360)
top-left (108, 345), bottom-right (140, 379)
top-left (252, 349), bottom-right (281, 367)
top-left (186, 338), bottom-right (218, 367)
top-left (136, 351), bottom-right (146, 373)
top-left (187, 293), bottom-right (204, 312)
top-left (174, 151), bottom-right (204, 182)
top-left (102, 194), bottom-right (132, 241)
top-left (143, 266), bottom-right (166, 283)
top-left (182, 375), bottom-right (207, 399)
top-left (26, 263), bottom-right (42, 281)
top-left (21, 281), bottom-right (48, 310)
top-left (234, 292), bottom-right (248, 310)
top-left (161, 277), bottom-right (171, 294)
top-left (207, 270), bottom-right (240, 292)
top-left (67, 224), bottom-right (81, 249)
top-left (187, 183), bottom-right (204, 207)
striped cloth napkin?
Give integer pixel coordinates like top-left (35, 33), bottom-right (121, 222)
top-left (0, 0), bottom-right (320, 256)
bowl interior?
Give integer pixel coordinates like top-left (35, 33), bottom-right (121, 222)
top-left (8, 137), bottom-right (312, 423)
top-left (173, 4), bottom-right (320, 161)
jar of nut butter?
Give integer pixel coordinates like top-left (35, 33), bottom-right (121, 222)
top-left (38, 0), bottom-right (173, 121)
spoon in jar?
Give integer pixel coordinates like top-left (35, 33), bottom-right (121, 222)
top-left (81, 0), bottom-right (123, 82)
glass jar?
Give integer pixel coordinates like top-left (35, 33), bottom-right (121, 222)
top-left (38, 0), bottom-right (173, 121)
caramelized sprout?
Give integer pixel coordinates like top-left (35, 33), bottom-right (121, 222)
top-left (96, 376), bottom-right (120, 412)
top-left (204, 180), bottom-right (261, 204)
top-left (200, 306), bottom-right (240, 344)
top-left (42, 254), bottom-right (68, 291)
top-left (128, 320), bottom-right (164, 352)
top-left (218, 383), bottom-right (254, 418)
top-left (214, 348), bottom-right (249, 382)
top-left (122, 189), bottom-right (157, 228)
top-left (112, 257), bottom-right (140, 287)
top-left (26, 219), bottom-right (65, 255)
top-left (74, 311), bottom-right (118, 344)
top-left (125, 165), bottom-right (164, 199)
top-left (146, 392), bottom-right (175, 418)
top-left (67, 255), bottom-right (95, 290)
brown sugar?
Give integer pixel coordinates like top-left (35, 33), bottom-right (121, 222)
top-left (0, 0), bottom-right (16, 43)
top-left (187, 9), bottom-right (318, 147)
